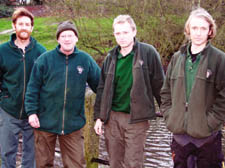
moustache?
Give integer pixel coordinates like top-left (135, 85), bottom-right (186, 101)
top-left (16, 29), bottom-right (31, 40)
top-left (18, 29), bottom-right (30, 34)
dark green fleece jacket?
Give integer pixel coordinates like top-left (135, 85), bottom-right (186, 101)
top-left (25, 45), bottom-right (100, 135)
top-left (0, 34), bottom-right (46, 119)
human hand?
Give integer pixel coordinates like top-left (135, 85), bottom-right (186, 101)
top-left (28, 114), bottom-right (40, 128)
top-left (94, 119), bottom-right (103, 135)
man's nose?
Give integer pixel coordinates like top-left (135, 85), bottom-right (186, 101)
top-left (196, 29), bottom-right (201, 35)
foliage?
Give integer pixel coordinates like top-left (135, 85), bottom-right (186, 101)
top-left (0, 1), bottom-right (224, 167)
top-left (0, 17), bottom-right (58, 49)
top-left (0, 4), bottom-right (13, 18)
top-left (31, 17), bottom-right (58, 49)
top-left (0, 0), bottom-right (6, 4)
top-left (44, 0), bottom-right (114, 65)
top-left (0, 16), bottom-right (112, 63)
top-left (0, 0), bottom-right (224, 65)
top-left (44, 0), bottom-right (225, 67)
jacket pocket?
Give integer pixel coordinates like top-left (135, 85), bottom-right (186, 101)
top-left (207, 111), bottom-right (221, 131)
top-left (0, 92), bottom-right (10, 106)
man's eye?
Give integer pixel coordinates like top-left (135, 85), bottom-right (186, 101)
top-left (201, 27), bottom-right (207, 31)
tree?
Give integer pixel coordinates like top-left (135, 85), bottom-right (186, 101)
top-left (44, 0), bottom-right (225, 66)
top-left (0, 1), bottom-right (14, 18)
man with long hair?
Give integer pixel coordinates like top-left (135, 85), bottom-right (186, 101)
top-left (161, 7), bottom-right (225, 168)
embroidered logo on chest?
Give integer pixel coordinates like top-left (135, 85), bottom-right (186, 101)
top-left (139, 60), bottom-right (143, 66)
top-left (77, 66), bottom-right (84, 74)
top-left (206, 69), bottom-right (212, 78)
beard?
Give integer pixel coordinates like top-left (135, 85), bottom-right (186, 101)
top-left (16, 29), bottom-right (31, 40)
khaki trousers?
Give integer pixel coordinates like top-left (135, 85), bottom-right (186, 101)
top-left (105, 111), bottom-right (149, 168)
top-left (34, 129), bottom-right (86, 168)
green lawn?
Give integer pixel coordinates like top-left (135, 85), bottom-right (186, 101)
top-left (0, 17), bottom-right (59, 50)
top-left (0, 16), bottom-right (114, 60)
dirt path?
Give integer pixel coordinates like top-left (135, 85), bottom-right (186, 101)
top-left (0, 29), bottom-right (14, 35)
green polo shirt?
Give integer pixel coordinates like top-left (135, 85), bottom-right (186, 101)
top-left (185, 47), bottom-right (201, 102)
top-left (111, 50), bottom-right (134, 113)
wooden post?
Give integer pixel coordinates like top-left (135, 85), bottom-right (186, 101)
top-left (84, 89), bottom-right (99, 168)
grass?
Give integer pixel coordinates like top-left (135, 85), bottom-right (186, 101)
top-left (0, 18), bottom-right (12, 31)
top-left (0, 17), bottom-right (12, 43)
top-left (0, 13), bottom-right (224, 64)
top-left (0, 14), bottom-right (189, 64)
top-left (0, 17), bottom-right (59, 50)
top-left (0, 13), bottom-right (224, 168)
top-left (0, 16), bottom-right (104, 168)
top-left (31, 17), bottom-right (58, 50)
top-left (0, 16), bottom-right (114, 59)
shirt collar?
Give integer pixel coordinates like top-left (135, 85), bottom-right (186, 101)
top-left (117, 48), bottom-right (134, 59)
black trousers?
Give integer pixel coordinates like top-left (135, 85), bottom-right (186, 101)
top-left (171, 132), bottom-right (224, 168)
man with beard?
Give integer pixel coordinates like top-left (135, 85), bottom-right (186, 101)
top-left (0, 8), bottom-right (46, 168)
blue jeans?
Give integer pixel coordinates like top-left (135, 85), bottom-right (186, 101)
top-left (0, 107), bottom-right (35, 168)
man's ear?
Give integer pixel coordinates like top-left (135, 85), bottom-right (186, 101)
top-left (133, 29), bottom-right (137, 37)
top-left (75, 35), bottom-right (78, 43)
top-left (208, 29), bottom-right (212, 37)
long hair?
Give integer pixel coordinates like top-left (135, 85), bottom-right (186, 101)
top-left (184, 7), bottom-right (216, 40)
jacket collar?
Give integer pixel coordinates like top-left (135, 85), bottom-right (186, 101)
top-left (56, 44), bottom-right (78, 57)
top-left (109, 38), bottom-right (139, 60)
top-left (180, 42), bottom-right (212, 57)
top-left (9, 33), bottom-right (36, 51)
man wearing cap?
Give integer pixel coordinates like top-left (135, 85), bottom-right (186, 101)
top-left (25, 20), bottom-right (100, 168)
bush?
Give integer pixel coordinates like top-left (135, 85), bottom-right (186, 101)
top-left (44, 0), bottom-right (224, 67)
top-left (0, 4), bottom-right (13, 18)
